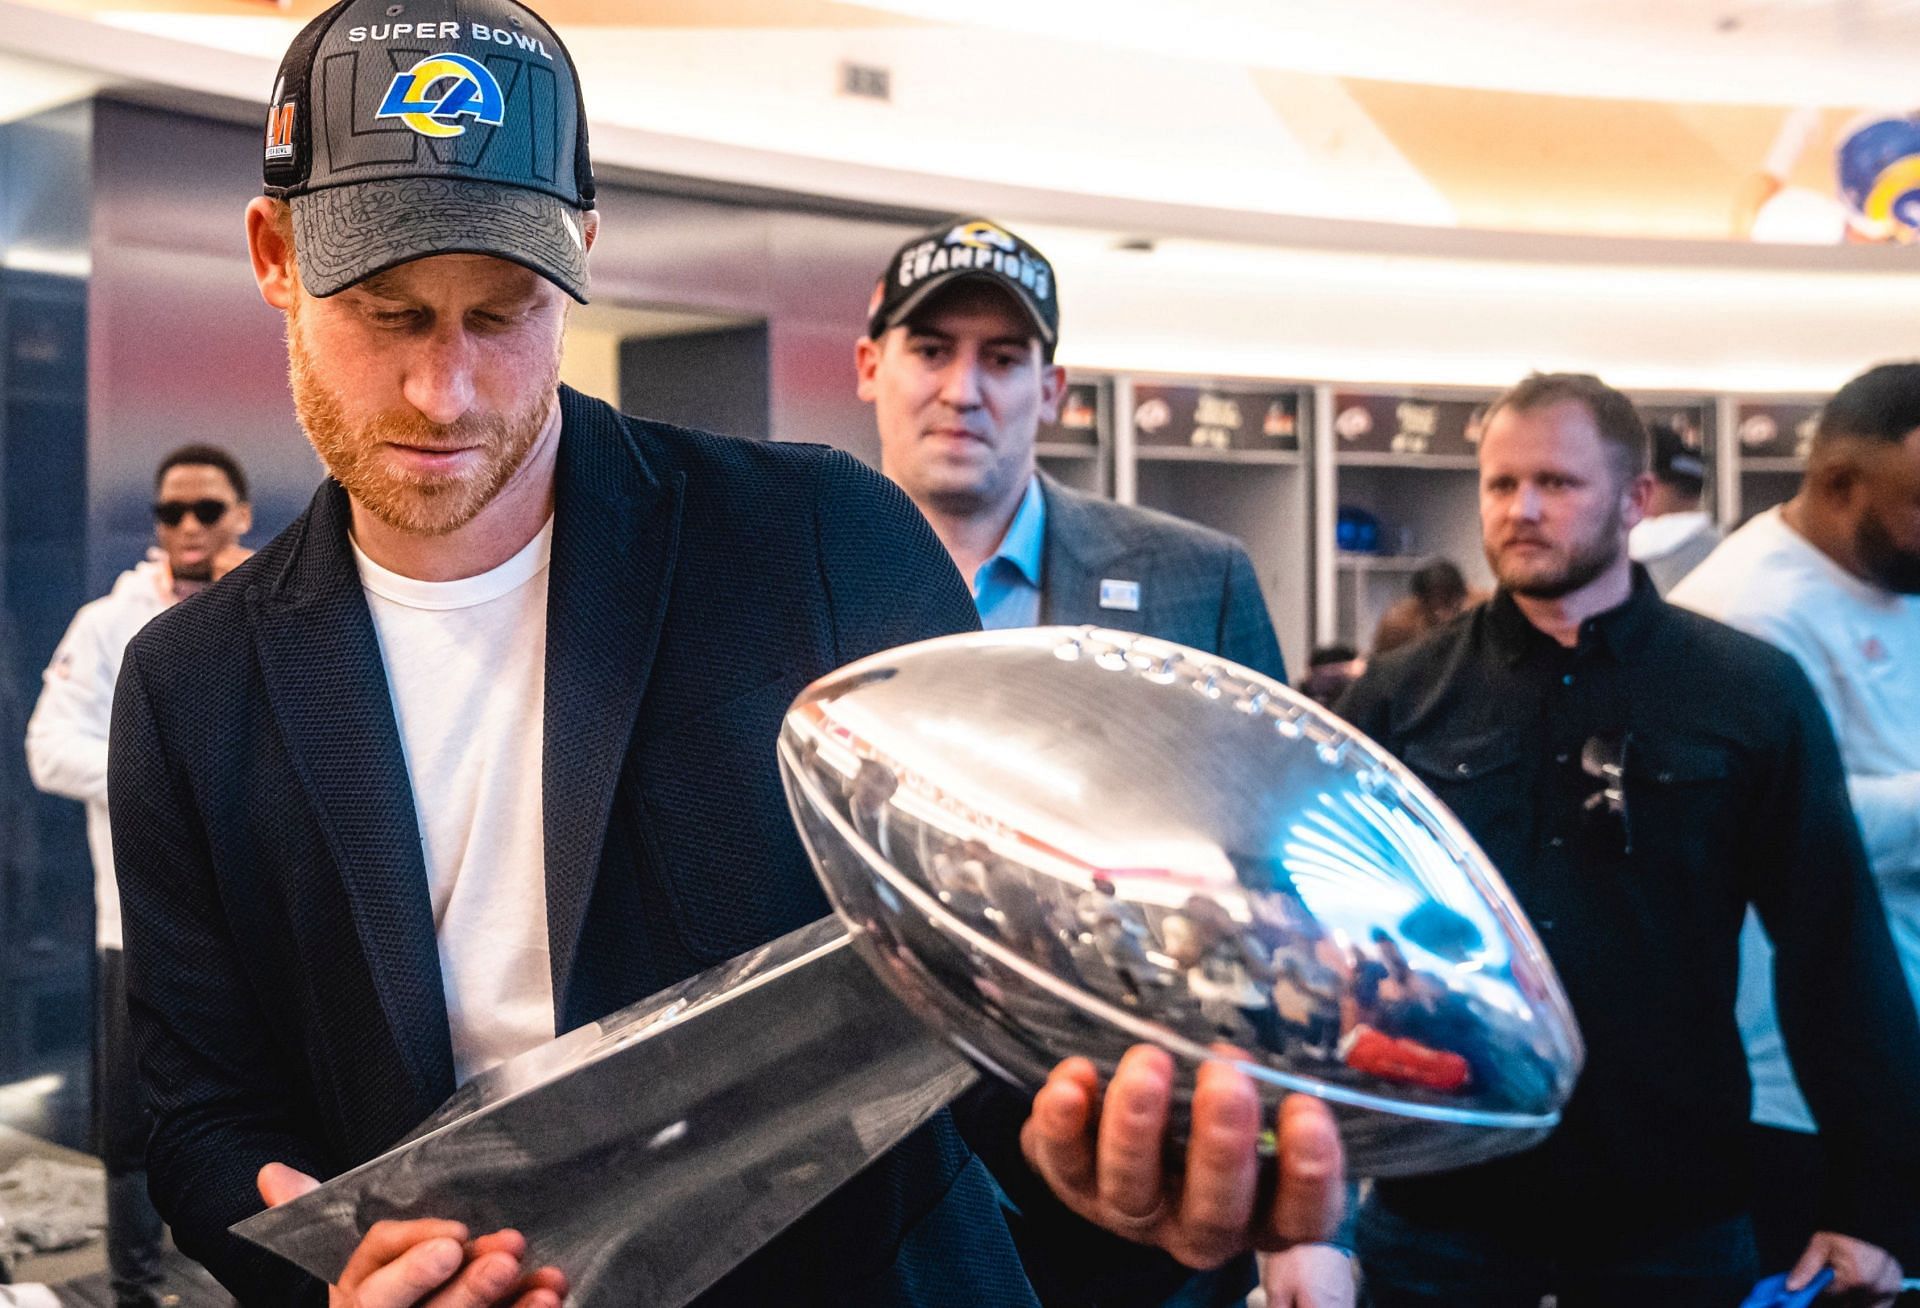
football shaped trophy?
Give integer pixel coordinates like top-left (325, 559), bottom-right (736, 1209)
top-left (779, 627), bottom-right (1581, 1176)
top-left (238, 627), bottom-right (1581, 1304)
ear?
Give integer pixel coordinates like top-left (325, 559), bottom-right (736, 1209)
top-left (1038, 361), bottom-right (1068, 424)
top-left (854, 334), bottom-right (884, 403)
top-left (246, 196), bottom-right (298, 312)
top-left (1620, 471), bottom-right (1655, 531)
top-left (581, 207), bottom-right (601, 253)
top-left (232, 502), bottom-right (255, 537)
top-left (1809, 447), bottom-right (1865, 503)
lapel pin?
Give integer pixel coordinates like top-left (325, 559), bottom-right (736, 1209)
top-left (1099, 579), bottom-right (1141, 612)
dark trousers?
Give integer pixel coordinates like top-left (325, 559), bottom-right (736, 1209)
top-left (98, 948), bottom-right (165, 1307)
top-left (1356, 1196), bottom-right (1759, 1308)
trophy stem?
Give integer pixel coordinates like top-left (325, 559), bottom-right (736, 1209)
top-left (235, 919), bottom-right (978, 1307)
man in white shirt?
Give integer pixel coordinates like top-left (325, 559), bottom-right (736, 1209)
top-left (1670, 360), bottom-right (1920, 1277)
top-left (25, 444), bottom-right (251, 1308)
top-left (1628, 422), bottom-right (1721, 594)
top-left (106, 3), bottom-right (1346, 1305)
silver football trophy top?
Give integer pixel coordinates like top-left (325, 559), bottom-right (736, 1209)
top-left (778, 626), bottom-right (1583, 1177)
top-left (237, 626), bottom-right (1582, 1303)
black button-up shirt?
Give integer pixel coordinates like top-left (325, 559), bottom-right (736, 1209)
top-left (1336, 570), bottom-right (1920, 1260)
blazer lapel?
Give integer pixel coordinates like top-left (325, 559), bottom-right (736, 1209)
top-left (542, 388), bottom-right (683, 1022)
top-left (248, 481), bottom-right (455, 1109)
top-left (1037, 472), bottom-right (1139, 626)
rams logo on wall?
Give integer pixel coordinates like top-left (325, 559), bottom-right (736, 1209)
top-left (376, 53), bottom-right (507, 139)
top-left (1838, 113), bottom-right (1920, 241)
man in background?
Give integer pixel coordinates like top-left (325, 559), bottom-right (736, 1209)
top-left (1337, 372), bottom-right (1919, 1306)
top-left (1628, 421), bottom-right (1721, 594)
top-left (1370, 559), bottom-right (1484, 656)
top-left (857, 216), bottom-right (1328, 1306)
top-left (1671, 361), bottom-right (1920, 1280)
top-left (856, 217), bottom-right (1287, 684)
top-left (26, 444), bottom-right (251, 1308)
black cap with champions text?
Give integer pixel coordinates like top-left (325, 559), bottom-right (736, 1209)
top-left (867, 217), bottom-right (1059, 353)
top-left (261, 0), bottom-right (594, 302)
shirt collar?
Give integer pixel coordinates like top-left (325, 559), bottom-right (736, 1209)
top-left (980, 474), bottom-right (1047, 589)
top-left (1487, 564), bottom-right (1663, 665)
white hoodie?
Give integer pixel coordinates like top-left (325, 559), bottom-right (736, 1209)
top-left (25, 555), bottom-right (175, 950)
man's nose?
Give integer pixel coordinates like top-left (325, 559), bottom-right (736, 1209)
top-left (938, 355), bottom-right (984, 409)
top-left (402, 327), bottom-right (479, 427)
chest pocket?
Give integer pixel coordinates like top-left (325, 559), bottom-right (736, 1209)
top-left (1400, 729), bottom-right (1528, 838)
top-left (1622, 729), bottom-right (1744, 903)
top-left (1627, 730), bottom-right (1736, 788)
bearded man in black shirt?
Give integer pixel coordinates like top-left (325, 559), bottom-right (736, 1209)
top-left (1336, 373), bottom-right (1920, 1307)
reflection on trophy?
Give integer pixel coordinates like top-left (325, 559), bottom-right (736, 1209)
top-left (238, 626), bottom-right (1583, 1304)
top-left (779, 626), bottom-right (1584, 1177)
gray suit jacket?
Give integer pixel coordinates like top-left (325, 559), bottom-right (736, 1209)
top-left (1036, 473), bottom-right (1287, 683)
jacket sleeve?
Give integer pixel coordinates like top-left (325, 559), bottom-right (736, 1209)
top-left (1749, 658), bottom-right (1920, 1265)
top-left (110, 643), bottom-right (330, 1307)
top-left (811, 451), bottom-right (1230, 1303)
top-left (25, 602), bottom-right (114, 803)
top-left (1217, 547), bottom-right (1288, 684)
top-left (812, 448), bottom-right (981, 658)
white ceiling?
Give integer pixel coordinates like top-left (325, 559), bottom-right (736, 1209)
top-left (843, 0), bottom-right (1920, 104)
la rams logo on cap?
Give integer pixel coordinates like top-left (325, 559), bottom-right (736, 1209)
top-left (376, 53), bottom-right (506, 140)
top-left (945, 221), bottom-right (1018, 253)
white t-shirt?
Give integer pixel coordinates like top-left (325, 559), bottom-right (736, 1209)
top-left (1671, 507), bottom-right (1920, 1131)
top-left (353, 520), bottom-right (556, 1086)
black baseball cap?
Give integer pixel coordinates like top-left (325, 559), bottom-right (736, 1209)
top-left (262, 0), bottom-right (594, 302)
top-left (1650, 422), bottom-right (1706, 490)
top-left (867, 217), bottom-right (1058, 353)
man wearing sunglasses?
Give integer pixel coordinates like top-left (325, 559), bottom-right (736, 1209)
top-left (24, 443), bottom-right (251, 1308)
top-left (1334, 373), bottom-right (1920, 1307)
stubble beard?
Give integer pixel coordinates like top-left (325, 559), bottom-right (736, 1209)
top-left (286, 303), bottom-right (559, 537)
top-left (1488, 505), bottom-right (1625, 601)
top-left (1856, 509), bottom-right (1920, 595)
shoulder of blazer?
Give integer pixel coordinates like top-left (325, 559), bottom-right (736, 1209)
top-left (1039, 472), bottom-right (1243, 571)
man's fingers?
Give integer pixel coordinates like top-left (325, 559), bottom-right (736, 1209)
top-left (1267, 1094), bottom-right (1345, 1246)
top-left (1786, 1234), bottom-right (1832, 1292)
top-left (418, 1250), bottom-right (529, 1308)
top-left (1021, 1057), bottom-right (1100, 1198)
top-left (338, 1221), bottom-right (471, 1291)
top-left (353, 1235), bottom-right (466, 1308)
top-left (1094, 1045), bottom-right (1175, 1222)
top-left (511, 1266), bottom-right (569, 1298)
top-left (464, 1231), bottom-right (527, 1263)
top-left (256, 1162), bottom-right (320, 1208)
top-left (1173, 1060), bottom-right (1262, 1267)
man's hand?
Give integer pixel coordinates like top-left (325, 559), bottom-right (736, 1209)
top-left (1788, 1231), bottom-right (1902, 1306)
top-left (258, 1164), bottom-right (568, 1308)
top-left (1260, 1244), bottom-right (1358, 1308)
top-left (1018, 1045), bottom-right (1345, 1270)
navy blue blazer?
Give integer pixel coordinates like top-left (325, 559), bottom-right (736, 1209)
top-left (110, 389), bottom-right (1189, 1306)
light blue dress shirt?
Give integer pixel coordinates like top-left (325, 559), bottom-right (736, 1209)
top-left (971, 476), bottom-right (1045, 631)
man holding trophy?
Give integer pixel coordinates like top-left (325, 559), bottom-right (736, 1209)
top-left (106, 1), bottom-right (1344, 1304)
